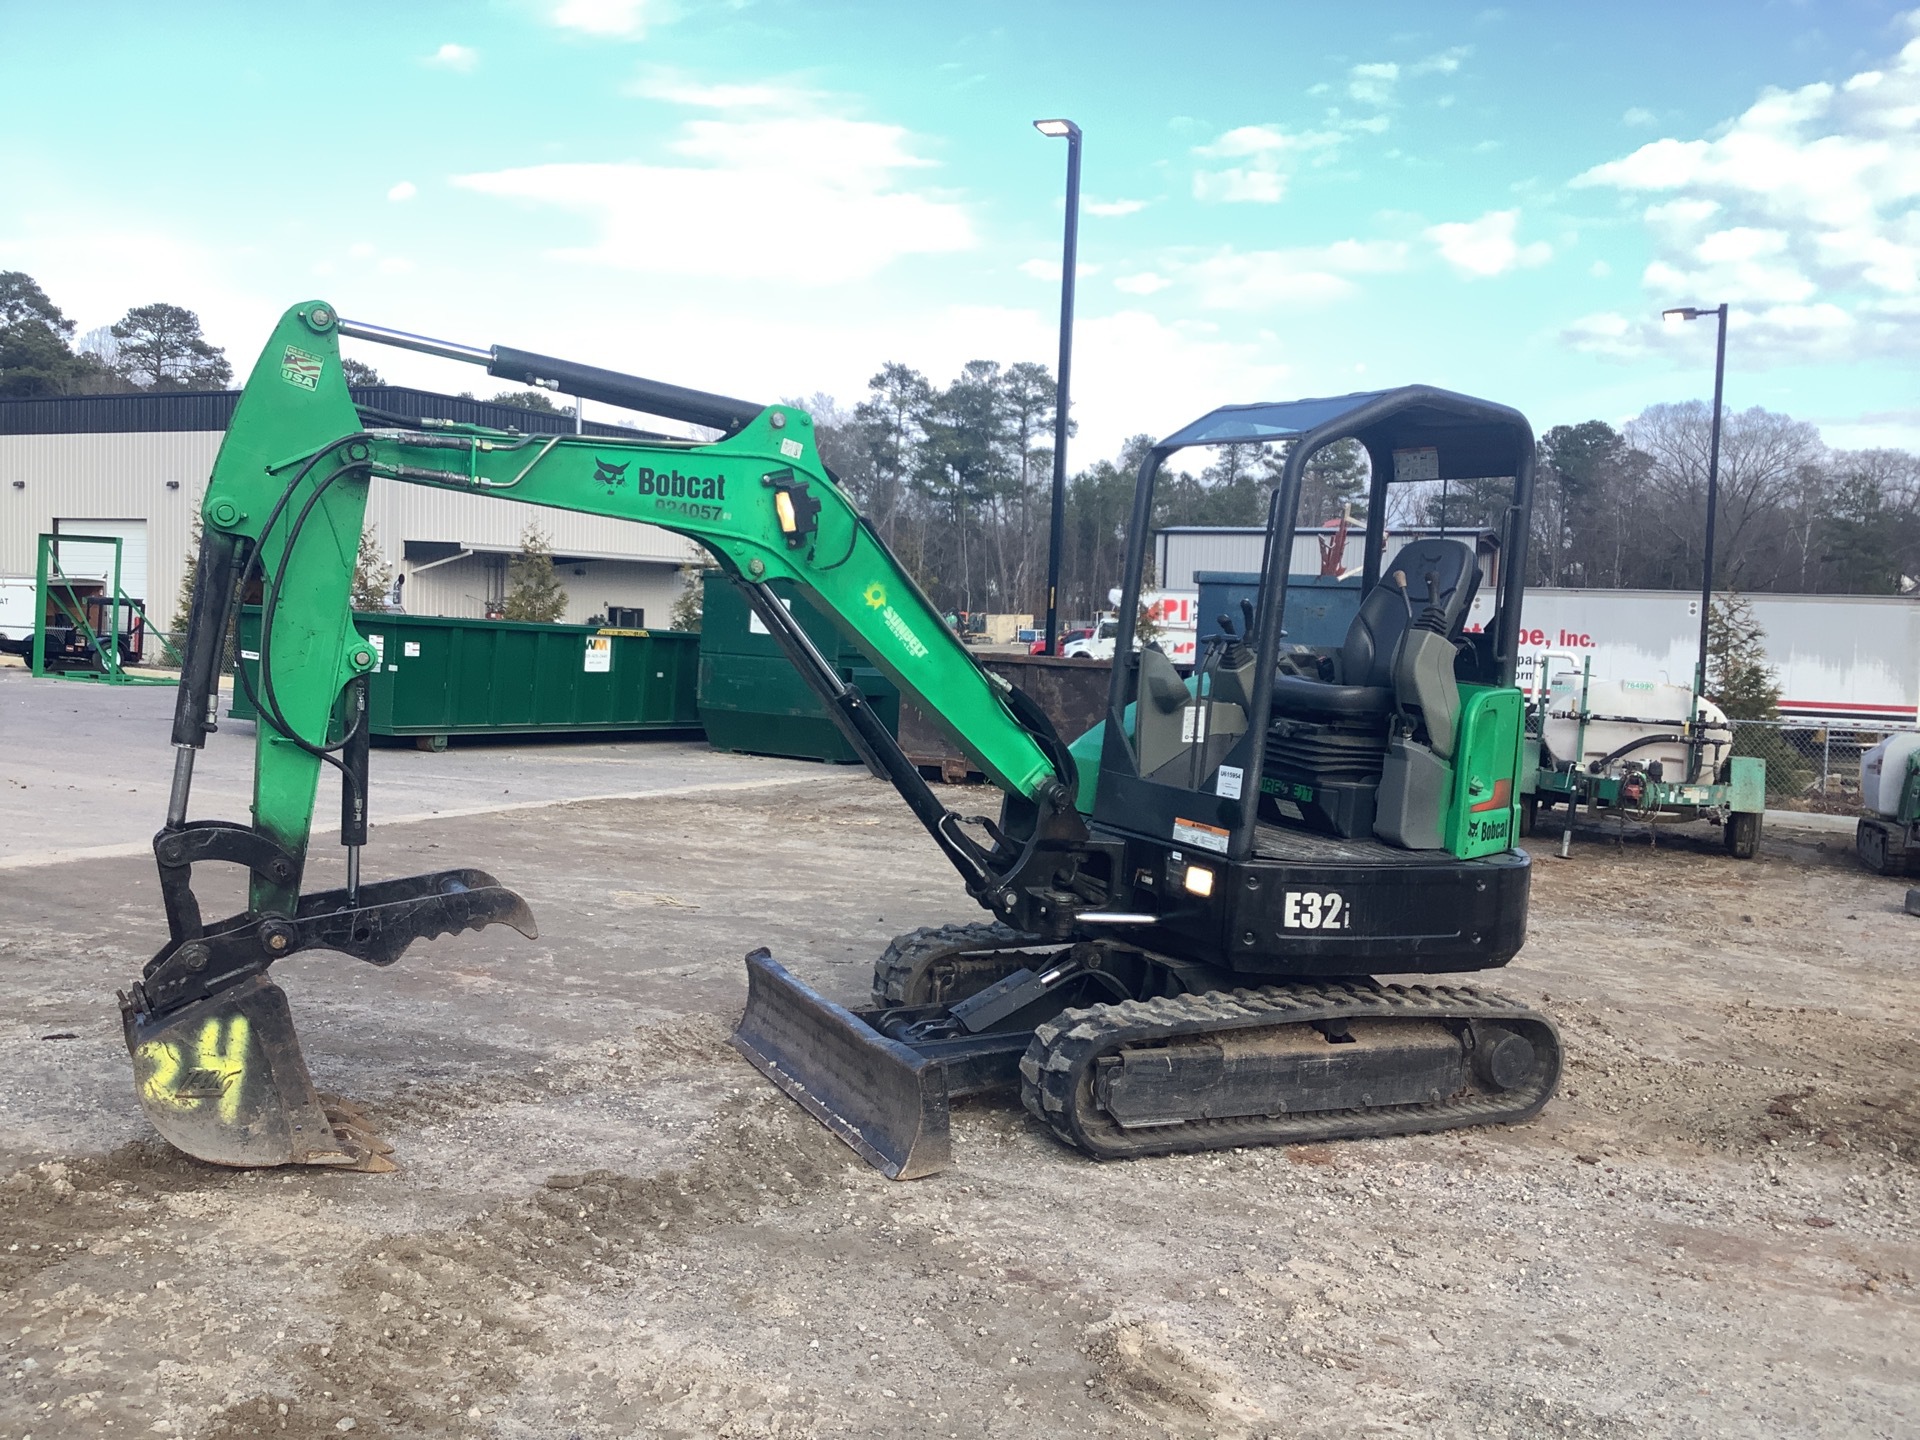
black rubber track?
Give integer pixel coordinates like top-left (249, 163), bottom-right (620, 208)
top-left (869, 921), bottom-right (1054, 1007)
top-left (1020, 981), bottom-right (1561, 1160)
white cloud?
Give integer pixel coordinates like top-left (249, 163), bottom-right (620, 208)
top-left (386, 181), bottom-right (417, 202)
top-left (1191, 124), bottom-right (1344, 204)
top-left (1086, 198), bottom-right (1147, 218)
top-left (453, 101), bottom-right (974, 285)
top-left (1114, 272), bottom-right (1172, 295)
top-left (1348, 62), bottom-right (1400, 105)
top-left (1622, 106), bottom-right (1656, 127)
top-left (627, 70), bottom-right (805, 108)
top-left (425, 42), bottom-right (477, 71)
top-left (1589, 259), bottom-right (1611, 278)
top-left (1411, 47), bottom-right (1471, 76)
top-left (549, 0), bottom-right (651, 36)
top-left (1562, 310), bottom-right (1641, 358)
top-left (1574, 24), bottom-right (1920, 360)
top-left (1181, 239), bottom-right (1411, 309)
top-left (1425, 208), bottom-right (1552, 276)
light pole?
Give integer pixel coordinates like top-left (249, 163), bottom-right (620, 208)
top-left (1034, 117), bottom-right (1081, 655)
top-left (1663, 302), bottom-right (1729, 773)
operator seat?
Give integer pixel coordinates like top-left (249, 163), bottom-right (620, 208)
top-left (1260, 538), bottom-right (1479, 839)
top-left (1270, 537), bottom-right (1480, 720)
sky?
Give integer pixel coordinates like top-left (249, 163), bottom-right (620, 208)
top-left (4, 0), bottom-right (1919, 462)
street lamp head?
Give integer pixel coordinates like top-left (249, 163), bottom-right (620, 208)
top-left (1033, 118), bottom-right (1080, 140)
top-left (1663, 307), bottom-right (1702, 322)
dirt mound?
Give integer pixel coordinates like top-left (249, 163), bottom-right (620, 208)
top-left (1086, 1318), bottom-right (1265, 1433)
top-left (199, 1090), bottom-right (859, 1438)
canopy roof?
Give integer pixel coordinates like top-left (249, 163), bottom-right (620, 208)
top-left (1157, 385), bottom-right (1533, 480)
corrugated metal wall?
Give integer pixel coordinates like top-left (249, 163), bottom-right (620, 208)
top-left (0, 431), bottom-right (697, 646)
top-left (0, 431), bottom-right (220, 620)
top-left (403, 553), bottom-right (686, 628)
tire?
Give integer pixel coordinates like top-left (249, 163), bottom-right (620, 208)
top-left (1724, 811), bottom-right (1762, 860)
top-left (1519, 797), bottom-right (1538, 838)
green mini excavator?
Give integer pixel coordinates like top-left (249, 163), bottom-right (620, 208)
top-left (126, 302), bottom-right (1559, 1178)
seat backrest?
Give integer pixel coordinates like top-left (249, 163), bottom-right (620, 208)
top-left (1338, 538), bottom-right (1477, 688)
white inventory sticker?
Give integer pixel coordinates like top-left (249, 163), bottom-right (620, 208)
top-left (403, 641), bottom-right (421, 658)
top-left (1171, 817), bottom-right (1230, 854)
top-left (1215, 764), bottom-right (1244, 800)
top-left (583, 635), bottom-right (612, 673)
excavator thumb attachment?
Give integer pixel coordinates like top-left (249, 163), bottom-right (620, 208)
top-left (122, 974), bottom-right (394, 1171)
top-left (732, 949), bottom-right (954, 1180)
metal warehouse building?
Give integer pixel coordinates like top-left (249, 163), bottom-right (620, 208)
top-left (0, 388), bottom-right (700, 651)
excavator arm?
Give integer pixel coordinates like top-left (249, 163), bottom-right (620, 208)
top-left (129, 301), bottom-right (1099, 1171)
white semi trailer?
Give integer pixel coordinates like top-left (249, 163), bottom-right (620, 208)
top-left (1459, 588), bottom-right (1920, 725)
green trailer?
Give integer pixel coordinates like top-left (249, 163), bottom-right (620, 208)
top-left (697, 571), bottom-right (900, 763)
top-left (234, 608), bottom-right (699, 746)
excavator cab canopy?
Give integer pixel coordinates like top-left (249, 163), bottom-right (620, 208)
top-left (1093, 385), bottom-right (1536, 864)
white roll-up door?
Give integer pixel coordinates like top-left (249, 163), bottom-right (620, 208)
top-left (53, 519), bottom-right (149, 603)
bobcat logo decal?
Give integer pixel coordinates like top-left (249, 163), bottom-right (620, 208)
top-left (593, 458), bottom-right (630, 489)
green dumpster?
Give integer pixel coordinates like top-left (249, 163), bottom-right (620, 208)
top-left (232, 608), bottom-right (700, 745)
top-left (697, 572), bottom-right (899, 763)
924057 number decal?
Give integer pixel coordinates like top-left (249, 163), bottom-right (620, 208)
top-left (1282, 890), bottom-right (1349, 930)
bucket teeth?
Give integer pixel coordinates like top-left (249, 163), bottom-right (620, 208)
top-left (322, 1098), bottom-right (399, 1173)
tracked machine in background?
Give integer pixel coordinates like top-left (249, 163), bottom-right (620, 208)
top-left (128, 301), bottom-right (1559, 1178)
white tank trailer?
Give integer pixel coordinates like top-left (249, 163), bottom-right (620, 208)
top-left (1857, 732), bottom-right (1920, 879)
top-left (1520, 660), bottom-right (1765, 859)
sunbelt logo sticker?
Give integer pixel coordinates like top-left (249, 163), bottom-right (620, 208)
top-left (861, 583), bottom-right (928, 659)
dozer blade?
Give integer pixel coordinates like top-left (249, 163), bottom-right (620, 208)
top-left (122, 974), bottom-right (393, 1171)
top-left (732, 948), bottom-right (952, 1180)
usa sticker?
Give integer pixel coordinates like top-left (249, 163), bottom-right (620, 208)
top-left (281, 345), bottom-right (323, 391)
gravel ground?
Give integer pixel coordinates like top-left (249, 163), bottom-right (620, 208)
top-left (0, 762), bottom-right (1914, 1439)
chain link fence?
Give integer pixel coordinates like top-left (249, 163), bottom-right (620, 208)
top-left (1728, 718), bottom-right (1914, 809)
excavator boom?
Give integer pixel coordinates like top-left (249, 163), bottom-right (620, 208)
top-left (132, 301), bottom-right (1091, 1171)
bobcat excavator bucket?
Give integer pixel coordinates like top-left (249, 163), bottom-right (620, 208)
top-left (124, 863), bottom-right (538, 1170)
top-left (123, 974), bottom-right (395, 1171)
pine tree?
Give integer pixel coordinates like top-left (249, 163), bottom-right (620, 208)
top-left (168, 517), bottom-right (203, 663)
top-left (502, 524), bottom-right (568, 622)
top-left (668, 565), bottom-right (712, 632)
top-left (1705, 591), bottom-right (1779, 720)
top-left (350, 526), bottom-right (394, 612)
